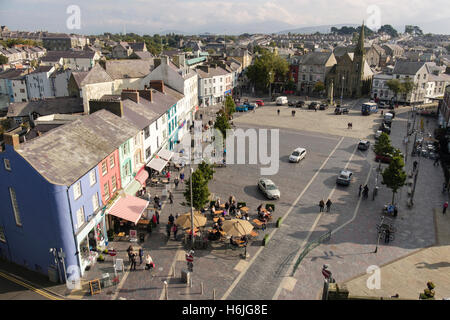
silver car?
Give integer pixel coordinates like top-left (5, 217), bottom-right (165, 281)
top-left (258, 178), bottom-right (280, 200)
top-left (336, 170), bottom-right (353, 186)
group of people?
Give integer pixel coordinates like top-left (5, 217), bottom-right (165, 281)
top-left (318, 199), bottom-right (333, 212)
top-left (211, 196), bottom-right (241, 217)
top-left (126, 245), bottom-right (154, 271)
top-left (359, 185), bottom-right (370, 199)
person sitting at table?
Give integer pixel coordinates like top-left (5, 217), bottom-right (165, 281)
top-left (230, 203), bottom-right (236, 215)
top-left (235, 208), bottom-right (241, 217)
top-left (240, 235), bottom-right (248, 244)
top-left (230, 237), bottom-right (238, 247)
top-left (217, 218), bottom-right (223, 228)
top-left (257, 203), bottom-right (264, 214)
top-left (222, 209), bottom-right (228, 217)
top-left (225, 201), bottom-right (230, 210)
top-left (244, 213), bottom-right (250, 221)
top-left (213, 222), bottom-right (219, 231)
top-left (215, 198), bottom-right (221, 208)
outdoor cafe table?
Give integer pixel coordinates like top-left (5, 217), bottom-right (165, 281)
top-left (137, 219), bottom-right (150, 225)
top-left (213, 217), bottom-right (225, 223)
top-left (240, 207), bottom-right (249, 214)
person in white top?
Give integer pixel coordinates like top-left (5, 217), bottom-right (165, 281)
top-left (145, 254), bottom-right (154, 270)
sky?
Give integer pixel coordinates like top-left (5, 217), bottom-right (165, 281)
top-left (0, 0), bottom-right (449, 35)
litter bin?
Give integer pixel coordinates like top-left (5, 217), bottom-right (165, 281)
top-left (101, 273), bottom-right (111, 288)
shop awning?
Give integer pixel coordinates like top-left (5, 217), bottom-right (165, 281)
top-left (157, 149), bottom-right (174, 161)
top-left (124, 180), bottom-right (142, 196)
top-left (147, 157), bottom-right (168, 172)
top-left (108, 195), bottom-right (148, 225)
top-left (134, 169), bottom-right (149, 185)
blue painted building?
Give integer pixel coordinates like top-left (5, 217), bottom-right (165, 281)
top-left (167, 103), bottom-right (178, 150)
top-left (0, 109), bottom-right (140, 279)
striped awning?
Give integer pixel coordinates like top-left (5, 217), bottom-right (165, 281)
top-left (134, 168), bottom-right (149, 186)
top-left (108, 195), bottom-right (149, 224)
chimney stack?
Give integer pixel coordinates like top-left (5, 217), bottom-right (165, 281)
top-left (4, 133), bottom-right (20, 150)
top-left (121, 89), bottom-right (139, 104)
top-left (149, 80), bottom-right (165, 93)
top-left (138, 89), bottom-right (152, 102)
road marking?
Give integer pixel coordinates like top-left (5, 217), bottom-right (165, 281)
top-left (220, 136), bottom-right (345, 300)
top-left (0, 270), bottom-right (63, 300)
top-left (272, 148), bottom-right (373, 299)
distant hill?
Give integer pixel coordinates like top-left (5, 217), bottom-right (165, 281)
top-left (277, 24), bottom-right (359, 34)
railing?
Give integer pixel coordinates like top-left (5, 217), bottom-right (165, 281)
top-left (291, 231), bottom-right (331, 276)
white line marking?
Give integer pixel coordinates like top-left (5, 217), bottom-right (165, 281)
top-left (220, 136), bottom-right (345, 300)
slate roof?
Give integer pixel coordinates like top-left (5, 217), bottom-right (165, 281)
top-left (7, 97), bottom-right (84, 117)
top-left (0, 69), bottom-right (26, 80)
top-left (299, 52), bottom-right (333, 66)
top-left (16, 109), bottom-right (140, 186)
top-left (129, 42), bottom-right (146, 51)
top-left (105, 60), bottom-right (153, 79)
top-left (132, 51), bottom-right (154, 60)
top-left (139, 89), bottom-right (179, 115)
top-left (29, 65), bottom-right (54, 74)
top-left (195, 65), bottom-right (229, 79)
top-left (393, 61), bottom-right (426, 75)
top-left (41, 50), bottom-right (96, 61)
top-left (122, 99), bottom-right (160, 129)
top-left (72, 63), bottom-right (112, 87)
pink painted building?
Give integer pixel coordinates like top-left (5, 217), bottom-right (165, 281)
top-left (97, 150), bottom-right (122, 205)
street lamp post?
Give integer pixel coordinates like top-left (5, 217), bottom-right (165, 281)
top-left (340, 76), bottom-right (345, 106)
top-left (269, 71), bottom-right (273, 99)
top-left (189, 165), bottom-right (194, 249)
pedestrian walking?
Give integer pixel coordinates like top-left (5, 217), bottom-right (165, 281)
top-left (277, 109), bottom-right (280, 116)
top-left (130, 252), bottom-right (137, 270)
top-left (166, 223), bottom-right (171, 238)
top-left (155, 210), bottom-right (160, 224)
top-left (139, 248), bottom-right (144, 265)
top-left (443, 201), bottom-right (448, 215)
top-left (166, 171), bottom-right (171, 181)
top-left (168, 213), bottom-right (175, 225)
top-left (180, 172), bottom-right (185, 183)
top-left (363, 185), bottom-right (369, 199)
top-left (172, 224), bottom-right (178, 240)
top-left (358, 185), bottom-right (362, 197)
top-left (326, 199), bottom-right (332, 212)
top-left (169, 191), bottom-right (174, 204)
top-left (174, 178), bottom-right (179, 189)
top-left (126, 245), bottom-right (133, 263)
top-left (413, 160), bottom-right (418, 171)
top-left (443, 183), bottom-right (447, 194)
top-left (319, 199), bottom-right (325, 212)
top-left (433, 157), bottom-right (440, 166)
top-left (292, 110), bottom-right (296, 117)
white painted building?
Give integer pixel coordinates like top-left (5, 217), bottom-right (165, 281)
top-left (25, 65), bottom-right (55, 100)
top-left (196, 64), bottom-right (231, 107)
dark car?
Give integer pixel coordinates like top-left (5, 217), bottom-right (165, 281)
top-left (379, 123), bottom-right (391, 134)
top-left (319, 104), bottom-right (328, 110)
top-left (288, 100), bottom-right (296, 107)
top-left (295, 101), bottom-right (305, 108)
top-left (308, 102), bottom-right (318, 110)
top-left (358, 140), bottom-right (370, 151)
top-left (378, 102), bottom-right (387, 109)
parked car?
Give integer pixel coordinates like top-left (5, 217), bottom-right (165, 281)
top-left (276, 96), bottom-right (288, 105)
top-left (336, 170), bottom-right (353, 186)
top-left (288, 100), bottom-right (296, 107)
top-left (289, 147), bottom-right (307, 163)
top-left (247, 103), bottom-right (258, 110)
top-left (375, 130), bottom-right (383, 139)
top-left (308, 102), bottom-right (318, 110)
top-left (295, 101), bottom-right (305, 108)
top-left (358, 140), bottom-right (370, 151)
top-left (375, 154), bottom-right (392, 163)
top-left (236, 105), bottom-right (249, 112)
top-left (319, 104), bottom-right (328, 110)
top-left (255, 100), bottom-right (264, 106)
top-left (378, 102), bottom-right (387, 109)
top-left (379, 123), bottom-right (391, 134)
top-left (258, 178), bottom-right (280, 200)
top-left (334, 107), bottom-right (349, 115)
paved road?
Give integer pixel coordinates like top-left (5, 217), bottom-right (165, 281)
top-left (0, 270), bottom-right (58, 300)
top-left (216, 125), bottom-right (367, 300)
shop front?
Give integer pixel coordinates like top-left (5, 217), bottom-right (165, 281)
top-left (75, 207), bottom-right (107, 275)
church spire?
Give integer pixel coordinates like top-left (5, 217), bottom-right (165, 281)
top-left (355, 21), bottom-right (365, 56)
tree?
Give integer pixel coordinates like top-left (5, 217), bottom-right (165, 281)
top-left (224, 95), bottom-right (236, 116)
top-left (381, 153), bottom-right (407, 204)
top-left (314, 81), bottom-right (325, 94)
top-left (374, 132), bottom-right (394, 156)
top-left (246, 50), bottom-right (289, 93)
top-left (401, 79), bottom-right (415, 102)
top-left (0, 55), bottom-right (8, 65)
top-left (386, 79), bottom-right (402, 104)
top-left (214, 111), bottom-right (231, 138)
top-left (184, 169), bottom-right (210, 210)
top-left (378, 25), bottom-right (398, 38)
top-left (197, 161), bottom-right (215, 182)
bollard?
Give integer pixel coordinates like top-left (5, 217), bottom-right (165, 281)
top-left (201, 282), bottom-right (204, 295)
top-left (213, 289), bottom-right (216, 300)
top-left (164, 281), bottom-right (168, 300)
top-left (190, 277), bottom-right (193, 288)
top-left (171, 266), bottom-right (175, 278)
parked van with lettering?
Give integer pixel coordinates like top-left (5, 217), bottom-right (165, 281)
top-left (276, 96), bottom-right (288, 106)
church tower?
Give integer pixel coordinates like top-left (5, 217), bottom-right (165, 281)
top-left (354, 22), bottom-right (366, 97)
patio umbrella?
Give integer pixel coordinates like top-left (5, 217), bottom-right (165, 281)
top-left (175, 212), bottom-right (206, 229)
top-left (221, 219), bottom-right (254, 237)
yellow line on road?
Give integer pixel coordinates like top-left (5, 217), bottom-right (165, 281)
top-left (0, 271), bottom-right (63, 300)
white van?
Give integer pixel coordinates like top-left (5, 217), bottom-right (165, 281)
top-left (276, 96), bottom-right (288, 106)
